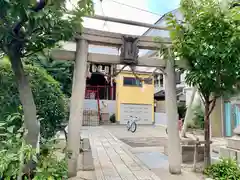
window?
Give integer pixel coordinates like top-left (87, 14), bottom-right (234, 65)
top-left (176, 71), bottom-right (181, 84)
top-left (154, 74), bottom-right (163, 87)
top-left (123, 77), bottom-right (142, 87)
top-left (144, 78), bottom-right (153, 85)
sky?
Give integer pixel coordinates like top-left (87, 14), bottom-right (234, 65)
top-left (148, 0), bottom-right (180, 17)
top-left (64, 0), bottom-right (180, 71)
top-left (81, 0), bottom-right (180, 35)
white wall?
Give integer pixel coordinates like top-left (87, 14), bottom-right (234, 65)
top-left (154, 112), bottom-right (167, 126)
top-left (84, 99), bottom-right (116, 115)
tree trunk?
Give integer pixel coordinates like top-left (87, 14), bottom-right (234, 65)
top-left (181, 87), bottom-right (197, 137)
top-left (204, 101), bottom-right (211, 167)
top-left (8, 49), bottom-right (40, 149)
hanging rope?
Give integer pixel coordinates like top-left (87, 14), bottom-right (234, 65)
top-left (102, 64), bottom-right (128, 79)
top-left (129, 65), bottom-right (166, 82)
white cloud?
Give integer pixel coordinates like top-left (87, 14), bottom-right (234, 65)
top-left (82, 0), bottom-right (161, 35)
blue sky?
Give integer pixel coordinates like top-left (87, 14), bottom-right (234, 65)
top-left (148, 0), bottom-right (180, 15)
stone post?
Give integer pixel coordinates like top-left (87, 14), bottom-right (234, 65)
top-left (165, 48), bottom-right (182, 174)
top-left (68, 39), bottom-right (88, 177)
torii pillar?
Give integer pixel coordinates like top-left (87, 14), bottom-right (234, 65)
top-left (68, 39), bottom-right (88, 177)
top-left (165, 48), bottom-right (182, 174)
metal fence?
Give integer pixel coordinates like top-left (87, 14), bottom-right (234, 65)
top-left (82, 109), bottom-right (100, 126)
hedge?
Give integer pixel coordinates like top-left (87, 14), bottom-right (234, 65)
top-left (0, 61), bottom-right (68, 138)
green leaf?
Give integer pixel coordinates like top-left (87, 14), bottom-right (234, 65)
top-left (0, 122), bottom-right (5, 127)
top-left (7, 126), bottom-right (14, 133)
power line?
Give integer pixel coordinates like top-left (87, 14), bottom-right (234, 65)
top-left (103, 0), bottom-right (162, 16)
top-left (99, 0), bottom-right (110, 31)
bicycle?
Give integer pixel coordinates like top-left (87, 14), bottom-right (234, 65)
top-left (126, 116), bottom-right (140, 133)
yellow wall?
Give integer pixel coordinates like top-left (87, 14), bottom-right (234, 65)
top-left (116, 72), bottom-right (154, 122)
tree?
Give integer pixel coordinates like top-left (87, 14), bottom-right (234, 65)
top-left (25, 53), bottom-right (74, 97)
top-left (168, 0), bottom-right (240, 167)
top-left (0, 61), bottom-right (68, 139)
top-left (0, 0), bottom-right (93, 173)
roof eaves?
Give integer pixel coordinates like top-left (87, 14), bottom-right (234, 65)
top-left (141, 8), bottom-right (179, 36)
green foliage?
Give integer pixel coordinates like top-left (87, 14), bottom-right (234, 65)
top-left (230, 0), bottom-right (240, 20)
top-left (0, 0), bottom-right (93, 56)
top-left (25, 53), bottom-right (74, 97)
top-left (0, 113), bottom-right (67, 179)
top-left (33, 138), bottom-right (67, 179)
top-left (0, 113), bottom-right (29, 178)
top-left (168, 0), bottom-right (240, 101)
top-left (204, 158), bottom-right (240, 180)
top-left (110, 114), bottom-right (116, 123)
top-left (0, 62), bottom-right (68, 138)
top-left (167, 0), bottom-right (240, 166)
top-left (190, 105), bottom-right (204, 129)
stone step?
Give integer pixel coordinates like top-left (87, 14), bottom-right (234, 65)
top-left (78, 138), bottom-right (95, 171)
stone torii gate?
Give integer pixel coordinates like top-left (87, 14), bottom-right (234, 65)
top-left (51, 26), bottom-right (187, 177)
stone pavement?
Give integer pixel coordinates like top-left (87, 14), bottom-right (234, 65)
top-left (74, 126), bottom-right (207, 180)
top-left (80, 127), bottom-right (161, 180)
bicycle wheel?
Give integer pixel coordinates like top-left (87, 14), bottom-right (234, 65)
top-left (127, 121), bottom-right (131, 131)
top-left (130, 122), bottom-right (137, 133)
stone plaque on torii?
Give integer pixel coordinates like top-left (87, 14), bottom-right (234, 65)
top-left (51, 14), bottom-right (188, 176)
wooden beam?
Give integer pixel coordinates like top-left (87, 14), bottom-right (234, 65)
top-left (76, 28), bottom-right (171, 50)
top-left (85, 15), bottom-right (170, 31)
top-left (51, 49), bottom-right (188, 68)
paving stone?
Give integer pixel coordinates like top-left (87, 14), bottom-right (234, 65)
top-left (79, 127), bottom-right (161, 180)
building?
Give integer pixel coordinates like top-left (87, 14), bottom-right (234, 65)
top-left (115, 71), bottom-right (154, 124)
top-left (210, 96), bottom-right (240, 138)
top-left (59, 9), bottom-right (185, 126)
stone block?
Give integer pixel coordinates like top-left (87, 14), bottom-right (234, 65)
top-left (219, 147), bottom-right (240, 165)
top-left (82, 138), bottom-right (90, 151)
top-left (182, 145), bottom-right (204, 163)
top-left (229, 150), bottom-right (237, 160)
top-left (78, 138), bottom-right (95, 171)
top-left (77, 153), bottom-right (83, 170)
top-left (227, 136), bottom-right (240, 150)
top-left (219, 147), bottom-right (230, 158)
top-left (164, 144), bottom-right (204, 163)
top-left (219, 147), bottom-right (240, 160)
top-left (83, 151), bottom-right (95, 171)
top-left (211, 157), bottom-right (220, 164)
